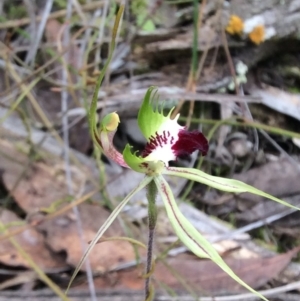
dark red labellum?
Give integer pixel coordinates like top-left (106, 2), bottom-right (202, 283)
top-left (171, 129), bottom-right (208, 158)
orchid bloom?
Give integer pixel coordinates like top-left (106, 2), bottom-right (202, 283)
top-left (70, 87), bottom-right (300, 301)
top-left (98, 87), bottom-right (209, 175)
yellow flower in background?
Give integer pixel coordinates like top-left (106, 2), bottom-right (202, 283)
top-left (249, 25), bottom-right (265, 45)
top-left (226, 14), bottom-right (276, 45)
top-left (226, 15), bottom-right (244, 35)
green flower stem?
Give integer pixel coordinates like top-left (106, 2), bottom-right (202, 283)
top-left (145, 179), bottom-right (158, 301)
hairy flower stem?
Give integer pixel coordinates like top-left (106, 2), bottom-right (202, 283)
top-left (145, 180), bottom-right (158, 301)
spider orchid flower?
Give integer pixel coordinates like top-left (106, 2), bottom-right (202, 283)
top-left (71, 87), bottom-right (299, 301)
top-left (98, 86), bottom-right (209, 175)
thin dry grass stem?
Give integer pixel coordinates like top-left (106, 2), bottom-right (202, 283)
top-left (172, 0), bottom-right (207, 124)
top-left (258, 129), bottom-right (300, 172)
top-left (25, 0), bottom-right (54, 66)
top-left (93, 0), bottom-right (110, 74)
top-left (1, 42), bottom-right (100, 190)
top-left (3, 57), bottom-right (62, 142)
top-left (23, 0), bottom-right (37, 65)
top-left (0, 148), bottom-right (36, 212)
top-left (115, 0), bottom-right (163, 88)
top-left (56, 23), bottom-right (81, 106)
top-left (123, 281), bottom-right (300, 300)
top-left (94, 236), bottom-right (146, 248)
top-left (221, 29), bottom-right (260, 152)
top-left (171, 65), bottom-right (193, 120)
top-left (0, 26), bottom-right (87, 98)
top-left (195, 0), bottom-right (213, 81)
top-left (3, 54), bottom-right (10, 91)
top-left (0, 55), bottom-right (31, 75)
top-left (71, 0), bottom-right (87, 24)
top-left (212, 206), bottom-right (298, 244)
top-left (157, 259), bottom-right (199, 299)
top-left (0, 221), bottom-right (72, 301)
top-left (60, 2), bottom-right (96, 299)
top-left (0, 190), bottom-right (97, 243)
top-left (208, 45), bottom-right (219, 72)
top-left (186, 80), bottom-right (196, 128)
top-left (0, 0), bottom-right (106, 30)
top-left (78, 9), bottom-right (107, 89)
top-left (221, 29), bottom-right (239, 95)
top-left (104, 2), bottom-right (125, 87)
top-left (185, 0), bottom-right (208, 128)
top-left (0, 81), bottom-right (35, 130)
top-left (79, 11), bottom-right (99, 70)
top-left (12, 38), bottom-right (114, 53)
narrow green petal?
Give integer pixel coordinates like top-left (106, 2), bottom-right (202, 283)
top-left (123, 144), bottom-right (148, 173)
top-left (154, 175), bottom-right (268, 301)
top-left (123, 144), bottom-right (165, 175)
top-left (164, 167), bottom-right (300, 211)
top-left (138, 86), bottom-right (174, 140)
top-left (66, 176), bottom-right (152, 294)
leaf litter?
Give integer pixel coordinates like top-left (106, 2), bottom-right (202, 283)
top-left (1, 0), bottom-right (300, 300)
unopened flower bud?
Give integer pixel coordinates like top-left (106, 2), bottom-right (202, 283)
top-left (102, 112), bottom-right (120, 131)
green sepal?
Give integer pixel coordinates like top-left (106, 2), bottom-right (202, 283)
top-left (154, 175), bottom-right (268, 301)
top-left (138, 86), bottom-right (174, 140)
top-left (123, 144), bottom-right (166, 175)
top-left (164, 167), bottom-right (300, 211)
top-left (123, 144), bottom-right (146, 173)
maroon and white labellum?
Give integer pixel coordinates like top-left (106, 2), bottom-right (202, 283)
top-left (142, 116), bottom-right (208, 165)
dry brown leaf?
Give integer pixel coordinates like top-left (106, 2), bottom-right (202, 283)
top-left (233, 158), bottom-right (300, 204)
top-left (3, 163), bottom-right (69, 212)
top-left (3, 160), bottom-right (87, 214)
top-left (0, 209), bottom-right (66, 269)
top-left (0, 139), bottom-right (146, 272)
top-left (0, 139), bottom-right (144, 273)
top-left (0, 139), bottom-right (84, 213)
top-left (156, 249), bottom-right (300, 294)
top-left (91, 248), bottom-right (300, 295)
top-left (39, 203), bottom-right (145, 273)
